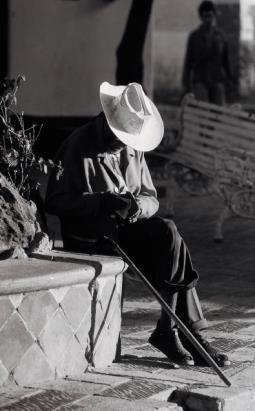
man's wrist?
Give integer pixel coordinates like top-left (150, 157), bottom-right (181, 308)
top-left (128, 197), bottom-right (142, 222)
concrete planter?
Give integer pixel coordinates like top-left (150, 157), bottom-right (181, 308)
top-left (0, 251), bottom-right (126, 387)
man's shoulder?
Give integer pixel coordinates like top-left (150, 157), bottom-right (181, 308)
top-left (68, 116), bottom-right (98, 141)
top-left (187, 28), bottom-right (204, 45)
top-left (189, 26), bottom-right (227, 42)
top-left (189, 27), bottom-right (201, 39)
top-left (65, 114), bottom-right (102, 152)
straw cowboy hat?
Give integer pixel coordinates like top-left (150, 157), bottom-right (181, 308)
top-left (100, 82), bottom-right (164, 152)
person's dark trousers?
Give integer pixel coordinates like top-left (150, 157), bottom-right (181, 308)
top-left (193, 82), bottom-right (226, 105)
top-left (61, 216), bottom-right (207, 333)
top-left (117, 217), bottom-right (207, 333)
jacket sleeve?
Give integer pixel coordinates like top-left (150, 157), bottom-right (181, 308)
top-left (136, 152), bottom-right (159, 219)
top-left (45, 138), bottom-right (101, 218)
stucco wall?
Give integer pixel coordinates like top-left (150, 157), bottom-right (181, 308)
top-left (9, 0), bottom-right (152, 116)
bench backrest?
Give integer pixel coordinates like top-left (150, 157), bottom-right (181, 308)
top-left (174, 95), bottom-right (255, 179)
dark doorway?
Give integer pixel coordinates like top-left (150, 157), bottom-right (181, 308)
top-left (0, 0), bottom-right (9, 79)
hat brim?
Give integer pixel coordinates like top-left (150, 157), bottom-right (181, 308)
top-left (100, 82), bottom-right (164, 152)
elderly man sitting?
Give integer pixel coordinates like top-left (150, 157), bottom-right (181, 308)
top-left (45, 81), bottom-right (230, 367)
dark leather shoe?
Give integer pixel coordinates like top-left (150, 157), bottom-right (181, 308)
top-left (181, 330), bottom-right (231, 367)
top-left (149, 328), bottom-right (194, 366)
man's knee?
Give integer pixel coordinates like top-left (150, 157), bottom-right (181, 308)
top-left (146, 217), bottom-right (181, 247)
top-left (164, 219), bottom-right (182, 248)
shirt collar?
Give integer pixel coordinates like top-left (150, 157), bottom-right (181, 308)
top-left (93, 114), bottom-right (136, 158)
top-left (96, 145), bottom-right (136, 158)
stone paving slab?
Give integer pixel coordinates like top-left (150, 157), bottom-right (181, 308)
top-left (26, 378), bottom-right (113, 396)
top-left (94, 377), bottom-right (176, 401)
top-left (66, 372), bottom-right (130, 386)
top-left (171, 386), bottom-right (255, 411)
top-left (55, 396), bottom-right (182, 410)
top-left (0, 379), bottom-right (180, 410)
top-left (232, 366), bottom-right (255, 388)
top-left (0, 389), bottom-right (86, 410)
top-left (0, 387), bottom-right (41, 408)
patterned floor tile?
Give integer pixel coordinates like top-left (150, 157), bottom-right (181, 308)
top-left (60, 286), bottom-right (92, 333)
top-left (92, 302), bottom-right (121, 368)
top-left (56, 336), bottom-right (88, 377)
top-left (75, 309), bottom-right (91, 351)
top-left (0, 297), bottom-right (15, 329)
top-left (210, 337), bottom-right (254, 352)
top-left (207, 321), bottom-right (254, 333)
top-left (9, 294), bottom-right (24, 309)
top-left (0, 360), bottom-right (9, 385)
top-left (0, 312), bottom-right (34, 371)
top-left (50, 287), bottom-right (69, 304)
top-left (1, 389), bottom-right (85, 411)
top-left (13, 343), bottom-right (54, 386)
top-left (18, 290), bottom-right (58, 337)
top-left (96, 378), bottom-right (174, 400)
top-left (39, 309), bottom-right (73, 368)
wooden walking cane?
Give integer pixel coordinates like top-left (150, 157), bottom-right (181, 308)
top-left (103, 236), bottom-right (231, 387)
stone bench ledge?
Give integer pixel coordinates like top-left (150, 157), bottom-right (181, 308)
top-left (0, 250), bottom-right (127, 295)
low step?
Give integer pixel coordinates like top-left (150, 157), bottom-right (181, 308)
top-left (65, 396), bottom-right (183, 410)
top-left (171, 386), bottom-right (255, 411)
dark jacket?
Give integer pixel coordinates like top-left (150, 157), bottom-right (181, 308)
top-left (45, 114), bottom-right (158, 241)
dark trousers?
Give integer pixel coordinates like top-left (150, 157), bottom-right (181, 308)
top-left (118, 217), bottom-right (207, 332)
top-left (193, 82), bottom-right (226, 105)
top-left (62, 216), bottom-right (207, 332)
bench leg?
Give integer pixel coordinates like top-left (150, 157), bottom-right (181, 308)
top-left (214, 204), bottom-right (233, 242)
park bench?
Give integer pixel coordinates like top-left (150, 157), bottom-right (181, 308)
top-left (150, 95), bottom-right (255, 241)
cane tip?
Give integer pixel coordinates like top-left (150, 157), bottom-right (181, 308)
top-left (170, 362), bottom-right (180, 369)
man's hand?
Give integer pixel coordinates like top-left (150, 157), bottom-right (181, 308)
top-left (119, 192), bottom-right (141, 223)
top-left (100, 192), bottom-right (141, 222)
top-left (100, 192), bottom-right (131, 218)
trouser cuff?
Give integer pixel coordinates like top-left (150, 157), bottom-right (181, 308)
top-left (189, 318), bottom-right (208, 331)
top-left (163, 270), bottom-right (199, 292)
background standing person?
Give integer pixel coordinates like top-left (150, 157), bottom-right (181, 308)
top-left (182, 0), bottom-right (233, 105)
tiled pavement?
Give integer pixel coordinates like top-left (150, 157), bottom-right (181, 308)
top-left (1, 187), bottom-right (255, 410)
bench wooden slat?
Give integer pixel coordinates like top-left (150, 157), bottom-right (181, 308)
top-left (179, 132), bottom-right (255, 177)
top-left (171, 152), bottom-right (214, 177)
top-left (179, 131), bottom-right (219, 159)
top-left (182, 127), bottom-right (217, 146)
top-left (184, 111), bottom-right (255, 144)
top-left (181, 128), bottom-right (217, 150)
top-left (175, 145), bottom-right (215, 169)
top-left (183, 111), bottom-right (255, 144)
top-left (185, 105), bottom-right (255, 134)
top-left (183, 122), bottom-right (228, 147)
top-left (183, 120), bottom-right (255, 153)
top-left (187, 97), bottom-right (255, 122)
top-left (176, 145), bottom-right (214, 165)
